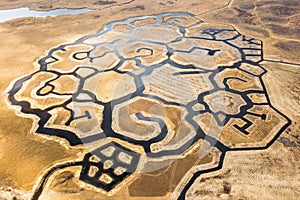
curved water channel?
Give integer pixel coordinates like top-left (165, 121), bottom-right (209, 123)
top-left (0, 7), bottom-right (92, 22)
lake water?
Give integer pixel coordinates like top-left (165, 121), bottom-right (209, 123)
top-left (0, 7), bottom-right (92, 22)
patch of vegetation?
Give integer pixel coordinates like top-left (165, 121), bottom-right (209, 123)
top-left (94, 0), bottom-right (117, 5)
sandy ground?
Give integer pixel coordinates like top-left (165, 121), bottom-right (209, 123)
top-left (0, 0), bottom-right (299, 199)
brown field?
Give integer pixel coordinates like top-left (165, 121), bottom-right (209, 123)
top-left (0, 0), bottom-right (299, 199)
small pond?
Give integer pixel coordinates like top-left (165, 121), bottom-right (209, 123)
top-left (0, 7), bottom-right (92, 22)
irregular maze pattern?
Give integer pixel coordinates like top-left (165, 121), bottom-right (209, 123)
top-left (6, 12), bottom-right (291, 198)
